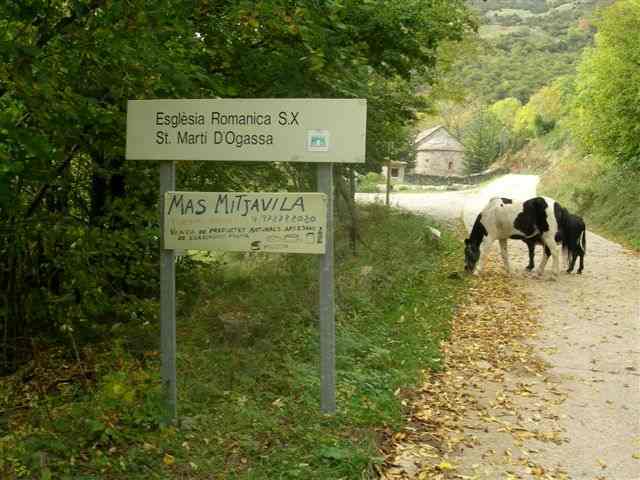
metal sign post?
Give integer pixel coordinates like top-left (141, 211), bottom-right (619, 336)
top-left (159, 161), bottom-right (177, 418)
top-left (317, 164), bottom-right (335, 413)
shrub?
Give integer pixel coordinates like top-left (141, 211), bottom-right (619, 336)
top-left (462, 109), bottom-right (505, 173)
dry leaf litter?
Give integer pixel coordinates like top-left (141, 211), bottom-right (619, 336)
top-left (378, 255), bottom-right (572, 480)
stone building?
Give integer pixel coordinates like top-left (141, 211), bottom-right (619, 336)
top-left (412, 125), bottom-right (465, 177)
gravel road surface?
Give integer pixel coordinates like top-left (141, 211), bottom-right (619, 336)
top-left (363, 175), bottom-right (640, 479)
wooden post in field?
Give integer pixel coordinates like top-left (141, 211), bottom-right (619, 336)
top-left (385, 141), bottom-right (394, 207)
top-left (385, 158), bottom-right (391, 207)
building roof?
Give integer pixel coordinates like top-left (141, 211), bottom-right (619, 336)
top-left (415, 125), bottom-right (443, 144)
top-left (415, 125), bottom-right (464, 152)
top-left (384, 161), bottom-right (407, 166)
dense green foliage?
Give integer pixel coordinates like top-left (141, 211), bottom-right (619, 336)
top-left (448, 0), bottom-right (609, 103)
top-left (571, 0), bottom-right (640, 169)
top-left (461, 108), bottom-right (505, 173)
top-left (0, 0), bottom-right (476, 372)
top-left (421, 0), bottom-right (613, 171)
top-left (356, 172), bottom-right (385, 193)
top-left (0, 205), bottom-right (467, 479)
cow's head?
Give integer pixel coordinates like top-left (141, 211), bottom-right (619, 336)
top-left (464, 238), bottom-right (480, 273)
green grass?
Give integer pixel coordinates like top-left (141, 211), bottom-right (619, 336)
top-left (1, 204), bottom-right (468, 479)
top-left (356, 172), bottom-right (385, 193)
top-left (539, 151), bottom-right (640, 250)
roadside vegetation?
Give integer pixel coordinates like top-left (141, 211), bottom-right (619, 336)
top-left (1, 2), bottom-right (479, 478)
top-left (357, 173), bottom-right (386, 193)
top-left (539, 150), bottom-right (640, 250)
top-left (0, 204), bottom-right (467, 479)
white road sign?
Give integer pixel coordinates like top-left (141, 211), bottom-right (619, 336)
top-left (164, 191), bottom-right (327, 254)
top-left (126, 98), bottom-right (366, 163)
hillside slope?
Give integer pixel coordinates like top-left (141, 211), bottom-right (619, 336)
top-left (451, 0), bottom-right (612, 102)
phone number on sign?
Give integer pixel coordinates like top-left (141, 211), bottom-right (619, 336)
top-left (258, 214), bottom-right (319, 224)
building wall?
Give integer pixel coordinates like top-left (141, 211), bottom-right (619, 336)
top-left (414, 150), bottom-right (465, 176)
top-left (414, 128), bottom-right (466, 176)
top-left (381, 164), bottom-right (406, 183)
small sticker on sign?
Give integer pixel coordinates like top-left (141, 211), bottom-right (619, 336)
top-left (307, 130), bottom-right (330, 152)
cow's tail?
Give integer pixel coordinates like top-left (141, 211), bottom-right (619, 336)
top-left (579, 229), bottom-right (586, 254)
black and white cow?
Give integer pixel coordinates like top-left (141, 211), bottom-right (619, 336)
top-left (464, 196), bottom-right (563, 277)
top-left (525, 207), bottom-right (586, 274)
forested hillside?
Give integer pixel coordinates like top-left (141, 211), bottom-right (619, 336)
top-left (451, 0), bottom-right (611, 102)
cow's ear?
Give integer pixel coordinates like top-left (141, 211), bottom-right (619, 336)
top-left (464, 238), bottom-right (469, 245)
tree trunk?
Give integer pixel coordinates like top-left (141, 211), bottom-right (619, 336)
top-left (90, 153), bottom-right (126, 228)
top-left (335, 167), bottom-right (359, 255)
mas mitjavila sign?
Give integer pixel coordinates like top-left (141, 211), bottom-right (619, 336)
top-left (126, 98), bottom-right (366, 163)
top-left (164, 191), bottom-right (327, 254)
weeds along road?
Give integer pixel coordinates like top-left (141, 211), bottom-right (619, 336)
top-left (359, 175), bottom-right (640, 480)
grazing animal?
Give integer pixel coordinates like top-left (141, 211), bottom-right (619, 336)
top-left (525, 209), bottom-right (586, 274)
top-left (464, 196), bottom-right (562, 277)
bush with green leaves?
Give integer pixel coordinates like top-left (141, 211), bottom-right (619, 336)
top-left (462, 108), bottom-right (506, 173)
top-left (571, 0), bottom-right (640, 169)
top-left (0, 343), bottom-right (165, 478)
top-left (357, 172), bottom-right (385, 193)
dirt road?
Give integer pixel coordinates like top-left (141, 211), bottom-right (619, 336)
top-left (361, 176), bottom-right (640, 479)
top-left (355, 174), bottom-right (539, 225)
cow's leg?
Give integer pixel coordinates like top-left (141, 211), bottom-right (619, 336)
top-left (473, 237), bottom-right (494, 276)
top-left (525, 240), bottom-right (535, 271)
top-left (537, 247), bottom-right (550, 276)
top-left (550, 243), bottom-right (560, 277)
top-left (577, 230), bottom-right (585, 274)
top-left (567, 250), bottom-right (577, 273)
top-left (499, 239), bottom-right (511, 274)
top-left (536, 244), bottom-right (551, 272)
top-left (538, 232), bottom-right (560, 278)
